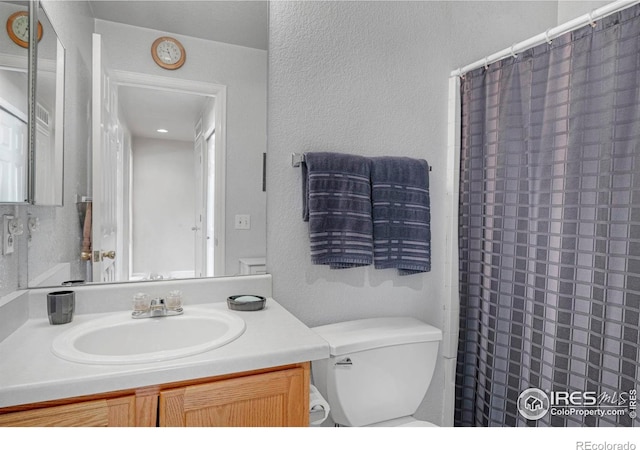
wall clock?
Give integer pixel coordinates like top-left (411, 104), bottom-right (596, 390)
top-left (151, 36), bottom-right (186, 70)
top-left (6, 11), bottom-right (42, 48)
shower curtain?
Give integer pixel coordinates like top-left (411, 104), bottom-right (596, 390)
top-left (455, 5), bottom-right (640, 427)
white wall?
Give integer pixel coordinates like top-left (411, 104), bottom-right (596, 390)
top-left (267, 0), bottom-right (558, 426)
top-left (131, 137), bottom-right (195, 276)
top-left (95, 19), bottom-right (267, 276)
top-left (0, 70), bottom-right (27, 117)
top-left (557, 0), bottom-right (615, 24)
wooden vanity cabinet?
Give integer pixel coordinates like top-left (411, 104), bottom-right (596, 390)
top-left (0, 363), bottom-right (310, 427)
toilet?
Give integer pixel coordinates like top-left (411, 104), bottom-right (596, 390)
top-left (311, 317), bottom-right (442, 427)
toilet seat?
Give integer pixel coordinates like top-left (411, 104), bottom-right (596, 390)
top-left (366, 416), bottom-right (439, 427)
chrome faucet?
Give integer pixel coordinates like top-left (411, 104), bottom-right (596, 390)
top-left (150, 298), bottom-right (167, 317)
top-left (132, 297), bottom-right (183, 319)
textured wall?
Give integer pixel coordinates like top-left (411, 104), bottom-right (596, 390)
top-left (557, 0), bottom-right (614, 24)
top-left (267, 0), bottom-right (558, 426)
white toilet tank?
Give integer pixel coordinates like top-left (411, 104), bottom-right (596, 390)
top-left (311, 317), bottom-right (442, 427)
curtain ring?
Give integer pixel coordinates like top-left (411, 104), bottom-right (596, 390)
top-left (588, 10), bottom-right (597, 27)
top-left (484, 58), bottom-right (489, 71)
top-left (544, 29), bottom-right (553, 45)
top-left (510, 45), bottom-right (518, 59)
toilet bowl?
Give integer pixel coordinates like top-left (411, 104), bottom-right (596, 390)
top-left (311, 317), bottom-right (442, 427)
top-left (368, 416), bottom-right (438, 427)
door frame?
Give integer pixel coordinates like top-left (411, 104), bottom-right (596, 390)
top-left (110, 70), bottom-right (227, 279)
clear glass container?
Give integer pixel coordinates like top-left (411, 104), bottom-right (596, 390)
top-left (132, 292), bottom-right (151, 313)
top-left (166, 290), bottom-right (183, 310)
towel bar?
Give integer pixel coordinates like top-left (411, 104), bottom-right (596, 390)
top-left (291, 152), bottom-right (305, 167)
top-left (291, 152), bottom-right (432, 171)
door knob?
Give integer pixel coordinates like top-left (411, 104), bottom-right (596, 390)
top-left (191, 226), bottom-right (201, 231)
top-left (102, 251), bottom-right (116, 259)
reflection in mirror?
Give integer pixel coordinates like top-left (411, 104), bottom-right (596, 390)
top-left (33, 2), bottom-right (64, 205)
top-left (93, 79), bottom-right (222, 283)
top-left (0, 1), bottom-right (29, 204)
top-left (125, 87), bottom-right (213, 281)
top-left (26, 1), bottom-right (267, 287)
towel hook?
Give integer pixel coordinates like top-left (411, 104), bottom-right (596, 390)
top-left (588, 10), bottom-right (597, 28)
top-left (544, 28), bottom-right (553, 45)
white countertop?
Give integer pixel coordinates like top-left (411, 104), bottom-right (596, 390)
top-left (0, 298), bottom-right (330, 408)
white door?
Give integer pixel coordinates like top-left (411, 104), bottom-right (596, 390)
top-left (206, 130), bottom-right (216, 277)
top-left (91, 33), bottom-right (120, 282)
top-left (0, 108), bottom-right (27, 203)
top-left (193, 120), bottom-right (206, 277)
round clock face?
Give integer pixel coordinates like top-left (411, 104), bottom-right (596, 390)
top-left (6, 11), bottom-right (43, 48)
top-left (151, 37), bottom-right (186, 70)
top-left (11, 14), bottom-right (28, 41)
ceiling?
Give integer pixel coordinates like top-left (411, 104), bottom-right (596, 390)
top-left (118, 86), bottom-right (211, 142)
top-left (88, 1), bottom-right (268, 51)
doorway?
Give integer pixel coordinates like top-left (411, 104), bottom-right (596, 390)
top-left (91, 64), bottom-right (227, 282)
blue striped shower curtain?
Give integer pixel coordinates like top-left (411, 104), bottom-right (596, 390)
top-left (455, 5), bottom-right (640, 427)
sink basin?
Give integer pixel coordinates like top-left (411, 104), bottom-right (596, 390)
top-left (51, 308), bottom-right (246, 365)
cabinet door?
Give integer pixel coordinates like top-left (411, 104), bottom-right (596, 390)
top-left (160, 367), bottom-right (308, 427)
top-left (0, 396), bottom-right (135, 427)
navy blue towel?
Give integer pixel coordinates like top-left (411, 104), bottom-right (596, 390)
top-left (371, 157), bottom-right (431, 275)
top-left (302, 152), bottom-right (373, 269)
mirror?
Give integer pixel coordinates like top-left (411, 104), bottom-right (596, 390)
top-left (0, 0), bottom-right (64, 205)
top-left (0, 1), bottom-right (29, 204)
top-left (33, 1), bottom-right (64, 206)
top-left (25, 1), bottom-right (267, 287)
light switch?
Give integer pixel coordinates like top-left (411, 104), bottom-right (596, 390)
top-left (235, 214), bottom-right (251, 230)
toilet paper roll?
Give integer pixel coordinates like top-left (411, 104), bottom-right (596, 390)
top-left (309, 384), bottom-right (330, 425)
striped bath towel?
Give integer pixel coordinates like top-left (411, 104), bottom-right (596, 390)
top-left (371, 157), bottom-right (431, 275)
top-left (302, 152), bottom-right (373, 269)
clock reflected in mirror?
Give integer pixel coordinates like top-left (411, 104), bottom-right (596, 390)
top-left (6, 10), bottom-right (43, 48)
top-left (151, 36), bottom-right (186, 70)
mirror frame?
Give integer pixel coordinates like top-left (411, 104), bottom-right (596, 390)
top-left (26, 0), bottom-right (36, 203)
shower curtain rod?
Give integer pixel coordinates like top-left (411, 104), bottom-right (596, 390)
top-left (450, 0), bottom-right (640, 77)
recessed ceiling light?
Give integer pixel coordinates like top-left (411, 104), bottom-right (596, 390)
top-left (157, 128), bottom-right (168, 133)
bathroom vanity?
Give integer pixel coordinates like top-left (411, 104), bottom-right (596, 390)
top-left (0, 362), bottom-right (309, 426)
top-left (0, 280), bottom-right (329, 427)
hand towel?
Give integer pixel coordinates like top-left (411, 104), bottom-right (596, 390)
top-left (371, 157), bottom-right (431, 275)
top-left (302, 152), bottom-right (373, 269)
top-left (309, 384), bottom-right (330, 425)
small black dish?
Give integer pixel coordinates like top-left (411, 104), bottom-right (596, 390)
top-left (227, 295), bottom-right (266, 311)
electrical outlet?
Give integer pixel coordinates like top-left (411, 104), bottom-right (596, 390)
top-left (3, 215), bottom-right (15, 255)
top-left (234, 214), bottom-right (251, 230)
